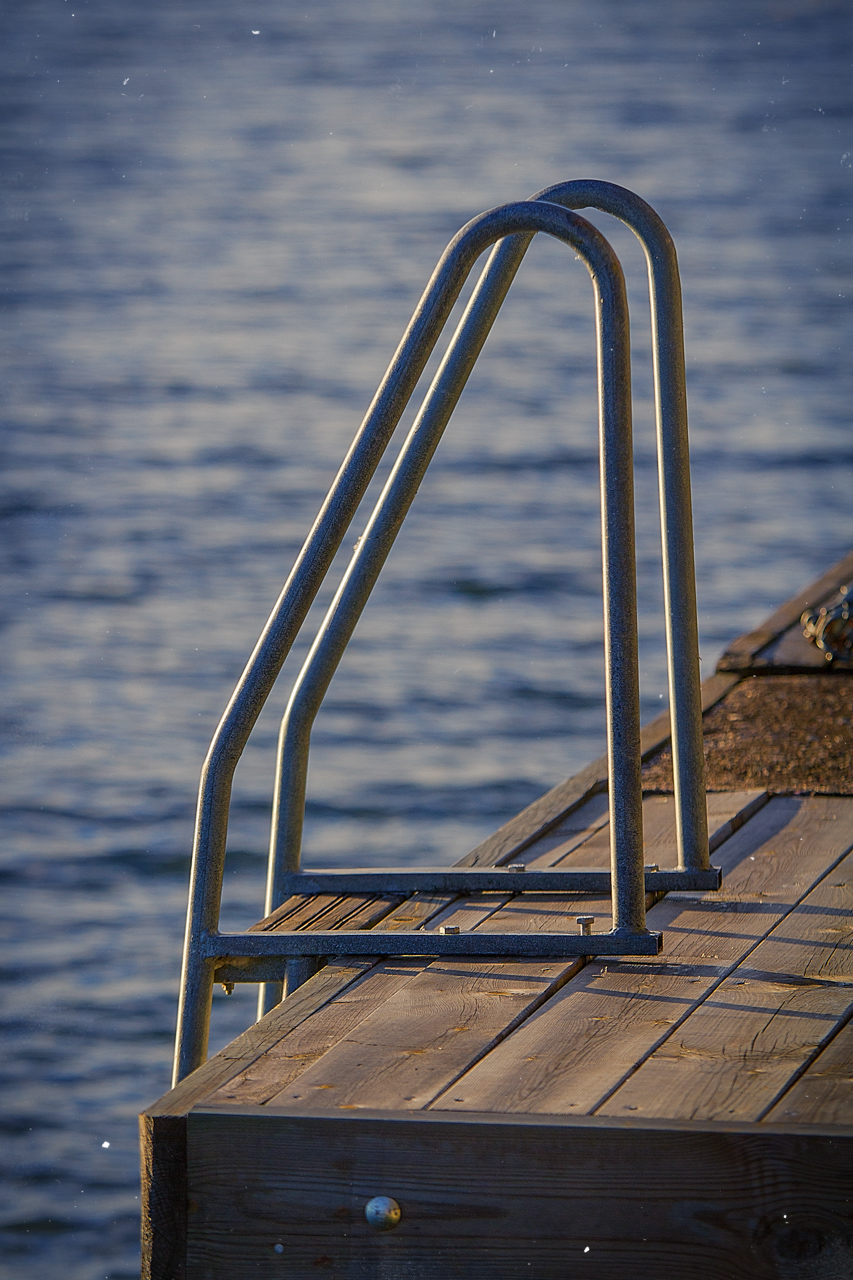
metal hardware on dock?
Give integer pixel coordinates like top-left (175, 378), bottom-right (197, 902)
top-left (802, 585), bottom-right (853, 662)
top-left (173, 181), bottom-right (712, 1085)
top-left (205, 925), bottom-right (663, 974)
top-left (364, 1197), bottom-right (402, 1231)
top-left (279, 866), bottom-right (722, 895)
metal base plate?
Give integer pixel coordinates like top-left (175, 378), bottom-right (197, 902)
top-left (282, 866), bottom-right (722, 894)
top-left (208, 927), bottom-right (665, 983)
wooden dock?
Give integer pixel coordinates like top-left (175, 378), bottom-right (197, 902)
top-left (142, 552), bottom-right (853, 1279)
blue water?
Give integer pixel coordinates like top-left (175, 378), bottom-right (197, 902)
top-left (1, 1), bottom-right (851, 1275)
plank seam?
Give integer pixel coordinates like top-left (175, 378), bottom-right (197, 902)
top-left (587, 836), bottom-right (853, 1117)
top-left (424, 890), bottom-right (668, 1113)
top-left (414, 955), bottom-right (590, 1111)
top-left (754, 976), bottom-right (853, 1122)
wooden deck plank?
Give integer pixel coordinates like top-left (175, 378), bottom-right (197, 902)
top-left (205, 961), bottom-right (425, 1107)
top-left (258, 891), bottom-right (603, 1111)
top-left (254, 891), bottom-right (381, 933)
top-left (548, 789), bottom-right (768, 869)
top-left (765, 1016), bottom-right (853, 1126)
top-left (432, 797), bottom-right (853, 1116)
top-left (200, 895), bottom-right (514, 1107)
top-left (515, 791), bottom-right (610, 867)
top-left (199, 790), bottom-right (775, 1114)
top-left (223, 789), bottom-right (729, 1112)
top-left (599, 849), bottom-right (853, 1122)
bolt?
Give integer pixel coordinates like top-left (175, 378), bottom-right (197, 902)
top-left (506, 863), bottom-right (527, 872)
top-left (365, 1196), bottom-right (402, 1231)
top-left (644, 864), bottom-right (659, 873)
top-left (220, 982), bottom-right (234, 995)
top-left (439, 925), bottom-right (461, 935)
top-left (576, 915), bottom-right (594, 936)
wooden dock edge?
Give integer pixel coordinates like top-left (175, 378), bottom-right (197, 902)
top-left (141, 960), bottom-right (378, 1280)
top-left (186, 1106), bottom-right (853, 1279)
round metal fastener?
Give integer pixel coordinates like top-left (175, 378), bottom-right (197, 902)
top-left (439, 925), bottom-right (460, 935)
top-left (365, 1196), bottom-right (402, 1231)
top-left (576, 915), bottom-right (595, 936)
top-left (506, 863), bottom-right (527, 872)
top-left (644, 864), bottom-right (659, 873)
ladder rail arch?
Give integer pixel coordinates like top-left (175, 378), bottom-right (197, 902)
top-left (174, 187), bottom-right (706, 1084)
top-left (262, 201), bottom-right (643, 1024)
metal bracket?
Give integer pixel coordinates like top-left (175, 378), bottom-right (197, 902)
top-left (205, 927), bottom-right (664, 973)
top-left (280, 866), bottom-right (722, 896)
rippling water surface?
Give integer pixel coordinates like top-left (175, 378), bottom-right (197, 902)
top-left (1, 1), bottom-right (851, 1275)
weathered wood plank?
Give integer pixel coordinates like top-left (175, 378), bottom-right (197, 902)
top-left (198, 791), bottom-right (772, 1114)
top-left (205, 961), bottom-right (425, 1107)
top-left (204, 896), bottom-right (516, 1108)
top-left (515, 791), bottom-right (611, 867)
top-left (251, 892), bottom-right (359, 932)
top-left (186, 1108), bottom-right (853, 1280)
top-left (433, 797), bottom-right (853, 1116)
top-left (599, 850), bottom-right (853, 1122)
top-left (765, 1016), bottom-right (853, 1126)
top-left (260, 891), bottom-right (601, 1111)
top-left (254, 890), bottom-right (401, 934)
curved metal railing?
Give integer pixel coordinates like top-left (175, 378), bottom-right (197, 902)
top-left (173, 186), bottom-right (709, 1084)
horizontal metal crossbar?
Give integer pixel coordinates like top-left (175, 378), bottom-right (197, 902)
top-left (204, 929), bottom-right (664, 963)
top-left (281, 867), bottom-right (722, 895)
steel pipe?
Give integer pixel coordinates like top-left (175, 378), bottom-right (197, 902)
top-left (262, 199), bottom-right (645, 1017)
top-left (174, 183), bottom-right (707, 1083)
top-left (173, 202), bottom-right (562, 1084)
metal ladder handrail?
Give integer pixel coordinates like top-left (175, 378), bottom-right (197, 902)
top-left (257, 183), bottom-right (709, 1013)
top-left (173, 186), bottom-right (710, 1084)
top-left (174, 201), bottom-right (543, 1085)
top-left (268, 182), bottom-right (707, 908)
top-left (260, 199), bottom-right (650, 1017)
top-left (175, 198), bottom-right (650, 1083)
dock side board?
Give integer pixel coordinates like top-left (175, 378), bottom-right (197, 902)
top-left (186, 1107), bottom-right (853, 1280)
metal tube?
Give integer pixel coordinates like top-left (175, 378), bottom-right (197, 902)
top-left (267, 201), bottom-right (646, 966)
top-left (176, 185), bottom-right (703, 1077)
top-left (532, 182), bottom-right (707, 876)
top-left (174, 208), bottom-right (544, 1083)
top-left (261, 185), bottom-right (706, 975)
